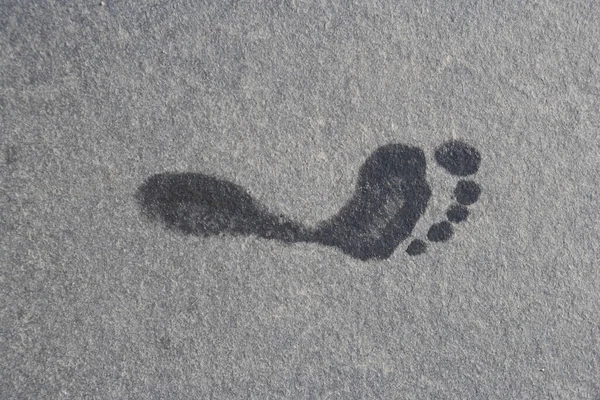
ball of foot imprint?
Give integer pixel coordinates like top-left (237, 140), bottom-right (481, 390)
top-left (435, 140), bottom-right (481, 176)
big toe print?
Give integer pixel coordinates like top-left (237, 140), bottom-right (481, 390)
top-left (435, 140), bottom-right (481, 176)
top-left (137, 140), bottom-right (482, 260)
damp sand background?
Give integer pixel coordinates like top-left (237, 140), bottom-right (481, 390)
top-left (2, 2), bottom-right (600, 398)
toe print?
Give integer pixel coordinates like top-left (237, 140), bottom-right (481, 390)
top-left (137, 140), bottom-right (481, 260)
top-left (427, 221), bottom-right (454, 242)
top-left (446, 204), bottom-right (469, 223)
top-left (406, 239), bottom-right (427, 256)
top-left (454, 180), bottom-right (481, 205)
top-left (435, 140), bottom-right (481, 176)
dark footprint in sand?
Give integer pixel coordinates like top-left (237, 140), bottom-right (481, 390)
top-left (136, 141), bottom-right (481, 260)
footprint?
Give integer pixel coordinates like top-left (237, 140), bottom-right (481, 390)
top-left (136, 141), bottom-right (481, 260)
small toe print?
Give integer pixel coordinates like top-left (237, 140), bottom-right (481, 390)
top-left (454, 180), bottom-right (481, 205)
top-left (435, 140), bottom-right (481, 176)
top-left (446, 204), bottom-right (469, 223)
top-left (427, 221), bottom-right (454, 242)
top-left (406, 239), bottom-right (427, 256)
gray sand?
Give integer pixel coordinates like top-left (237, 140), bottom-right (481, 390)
top-left (2, 1), bottom-right (600, 398)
